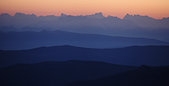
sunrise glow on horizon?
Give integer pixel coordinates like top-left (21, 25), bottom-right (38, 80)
top-left (0, 0), bottom-right (169, 19)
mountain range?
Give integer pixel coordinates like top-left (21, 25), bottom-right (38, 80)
top-left (0, 12), bottom-right (169, 42)
top-left (1, 12), bottom-right (169, 86)
top-left (0, 30), bottom-right (168, 50)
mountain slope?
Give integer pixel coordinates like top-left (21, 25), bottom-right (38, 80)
top-left (0, 45), bottom-right (169, 67)
top-left (0, 30), bottom-right (168, 50)
top-left (0, 61), bottom-right (135, 86)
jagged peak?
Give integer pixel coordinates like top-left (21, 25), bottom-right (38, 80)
top-left (60, 13), bottom-right (72, 17)
top-left (61, 13), bottom-right (66, 16)
top-left (107, 16), bottom-right (121, 20)
top-left (123, 13), bottom-right (133, 19)
top-left (14, 12), bottom-right (37, 17)
top-left (0, 13), bottom-right (11, 16)
top-left (123, 13), bottom-right (155, 20)
top-left (94, 12), bottom-right (103, 16)
top-left (14, 12), bottom-right (26, 16)
top-left (87, 12), bottom-right (104, 19)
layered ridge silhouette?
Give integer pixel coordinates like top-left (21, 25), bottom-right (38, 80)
top-left (0, 45), bottom-right (169, 67)
top-left (0, 12), bottom-right (169, 86)
top-left (0, 30), bottom-right (168, 50)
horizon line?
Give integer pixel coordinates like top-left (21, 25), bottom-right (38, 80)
top-left (1, 12), bottom-right (169, 20)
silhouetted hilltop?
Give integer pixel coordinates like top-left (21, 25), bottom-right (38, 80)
top-left (67, 66), bottom-right (169, 86)
top-left (0, 61), bottom-right (135, 86)
top-left (0, 45), bottom-right (169, 67)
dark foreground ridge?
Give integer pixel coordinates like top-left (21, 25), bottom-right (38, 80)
top-left (0, 45), bottom-right (169, 67)
top-left (67, 66), bottom-right (169, 86)
top-left (0, 60), bottom-right (136, 86)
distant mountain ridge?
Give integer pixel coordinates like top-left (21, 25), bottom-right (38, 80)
top-left (0, 30), bottom-right (168, 50)
top-left (0, 45), bottom-right (169, 67)
top-left (0, 12), bottom-right (169, 42)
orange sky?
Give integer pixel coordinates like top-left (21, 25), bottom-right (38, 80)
top-left (0, 0), bottom-right (169, 19)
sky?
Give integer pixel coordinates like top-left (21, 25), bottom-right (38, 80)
top-left (0, 0), bottom-right (169, 19)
